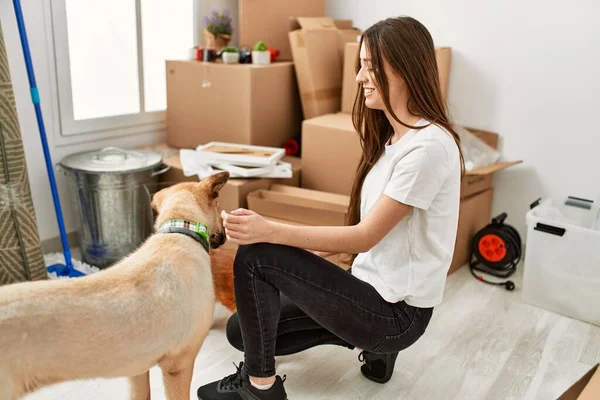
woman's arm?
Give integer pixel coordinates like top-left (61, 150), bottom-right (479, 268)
top-left (308, 250), bottom-right (337, 258)
top-left (222, 194), bottom-right (413, 254)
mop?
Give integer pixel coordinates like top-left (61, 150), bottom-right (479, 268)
top-left (12, 0), bottom-right (87, 277)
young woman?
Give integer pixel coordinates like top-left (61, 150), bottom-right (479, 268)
top-left (197, 15), bottom-right (464, 400)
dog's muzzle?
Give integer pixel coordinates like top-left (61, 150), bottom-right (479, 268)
top-left (210, 231), bottom-right (226, 249)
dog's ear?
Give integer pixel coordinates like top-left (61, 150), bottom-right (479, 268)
top-left (203, 171), bottom-right (230, 199)
top-left (151, 186), bottom-right (169, 212)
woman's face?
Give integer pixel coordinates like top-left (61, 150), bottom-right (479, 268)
top-left (356, 42), bottom-right (407, 111)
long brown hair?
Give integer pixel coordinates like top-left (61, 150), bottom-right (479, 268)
top-left (347, 16), bottom-right (464, 261)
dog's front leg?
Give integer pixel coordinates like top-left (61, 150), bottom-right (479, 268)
top-left (161, 323), bottom-right (211, 399)
top-left (161, 359), bottom-right (194, 400)
top-left (129, 371), bottom-right (150, 400)
top-left (0, 373), bottom-right (16, 400)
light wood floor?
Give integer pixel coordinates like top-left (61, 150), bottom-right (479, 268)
top-left (22, 264), bottom-right (600, 400)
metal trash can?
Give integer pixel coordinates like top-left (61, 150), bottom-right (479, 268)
top-left (58, 147), bottom-right (169, 268)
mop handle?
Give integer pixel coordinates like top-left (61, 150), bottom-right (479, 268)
top-left (12, 0), bottom-right (73, 269)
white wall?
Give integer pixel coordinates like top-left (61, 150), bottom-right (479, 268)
top-left (1, 1), bottom-right (163, 241)
top-left (326, 0), bottom-right (600, 236)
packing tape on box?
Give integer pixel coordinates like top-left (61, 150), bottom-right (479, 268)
top-left (301, 87), bottom-right (342, 103)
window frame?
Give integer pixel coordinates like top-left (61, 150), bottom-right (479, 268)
top-left (45, 0), bottom-right (185, 145)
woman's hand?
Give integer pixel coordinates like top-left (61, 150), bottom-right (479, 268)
top-left (221, 209), bottom-right (277, 245)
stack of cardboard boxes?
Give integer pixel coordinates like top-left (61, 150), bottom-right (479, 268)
top-left (146, 0), bottom-right (521, 273)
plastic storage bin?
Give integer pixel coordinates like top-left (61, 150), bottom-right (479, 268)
top-left (522, 196), bottom-right (600, 326)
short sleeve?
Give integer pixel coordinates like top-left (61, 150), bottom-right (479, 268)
top-left (383, 140), bottom-right (450, 210)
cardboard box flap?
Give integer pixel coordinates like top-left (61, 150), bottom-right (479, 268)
top-left (334, 20), bottom-right (355, 29)
top-left (290, 17), bottom-right (343, 32)
top-left (466, 160), bottom-right (523, 176)
top-left (292, 17), bottom-right (337, 31)
top-left (270, 184), bottom-right (350, 206)
top-left (464, 128), bottom-right (498, 149)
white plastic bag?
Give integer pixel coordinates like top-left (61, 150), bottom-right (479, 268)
top-left (455, 126), bottom-right (501, 171)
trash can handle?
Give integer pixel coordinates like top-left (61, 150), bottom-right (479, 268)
top-left (152, 163), bottom-right (171, 177)
top-left (530, 197), bottom-right (542, 209)
top-left (534, 223), bottom-right (566, 237)
top-left (96, 147), bottom-right (128, 162)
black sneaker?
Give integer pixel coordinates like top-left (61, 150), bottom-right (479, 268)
top-left (358, 351), bottom-right (399, 384)
top-left (197, 362), bottom-right (288, 400)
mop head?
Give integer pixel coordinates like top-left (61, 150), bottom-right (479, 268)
top-left (44, 253), bottom-right (100, 279)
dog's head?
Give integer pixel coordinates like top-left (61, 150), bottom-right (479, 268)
top-left (151, 171), bottom-right (230, 249)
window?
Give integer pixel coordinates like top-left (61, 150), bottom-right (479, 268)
top-left (50, 0), bottom-right (194, 137)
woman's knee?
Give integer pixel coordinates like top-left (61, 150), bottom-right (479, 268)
top-left (225, 313), bottom-right (244, 352)
top-left (233, 243), bottom-right (280, 274)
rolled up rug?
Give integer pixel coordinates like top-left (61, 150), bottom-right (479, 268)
top-left (0, 22), bottom-right (46, 284)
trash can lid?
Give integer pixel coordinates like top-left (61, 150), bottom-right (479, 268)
top-left (59, 147), bottom-right (163, 173)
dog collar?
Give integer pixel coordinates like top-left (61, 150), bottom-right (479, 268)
top-left (158, 219), bottom-right (210, 253)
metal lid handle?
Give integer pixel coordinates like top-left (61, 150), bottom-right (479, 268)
top-left (95, 147), bottom-right (129, 162)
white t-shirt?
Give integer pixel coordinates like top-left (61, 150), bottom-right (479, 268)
top-left (351, 120), bottom-right (461, 308)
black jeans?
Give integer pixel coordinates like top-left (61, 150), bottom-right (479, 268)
top-left (230, 243), bottom-right (434, 378)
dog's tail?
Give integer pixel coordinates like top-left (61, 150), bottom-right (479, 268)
top-left (210, 248), bottom-right (237, 313)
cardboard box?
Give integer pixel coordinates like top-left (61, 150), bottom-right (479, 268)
top-left (166, 61), bottom-right (301, 149)
top-left (301, 114), bottom-right (521, 198)
top-left (436, 47), bottom-right (452, 100)
top-left (289, 17), bottom-right (361, 119)
top-left (448, 188), bottom-right (494, 274)
top-left (153, 150), bottom-right (301, 213)
top-left (247, 184), bottom-right (350, 226)
top-left (238, 0), bottom-right (325, 61)
top-left (558, 364), bottom-right (600, 400)
top-left (341, 44), bottom-right (453, 114)
top-left (300, 113), bottom-right (362, 196)
top-left (341, 42), bottom-right (359, 115)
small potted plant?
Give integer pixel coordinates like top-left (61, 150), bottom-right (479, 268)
top-left (252, 41), bottom-right (271, 65)
top-left (221, 46), bottom-right (240, 64)
top-left (203, 9), bottom-right (232, 51)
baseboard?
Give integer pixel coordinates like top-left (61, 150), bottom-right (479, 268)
top-left (41, 232), bottom-right (79, 254)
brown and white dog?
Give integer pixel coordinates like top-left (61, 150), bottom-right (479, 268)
top-left (0, 171), bottom-right (231, 400)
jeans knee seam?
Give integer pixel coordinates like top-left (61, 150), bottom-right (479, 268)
top-left (278, 315), bottom-right (313, 323)
top-left (260, 264), bottom-right (397, 321)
